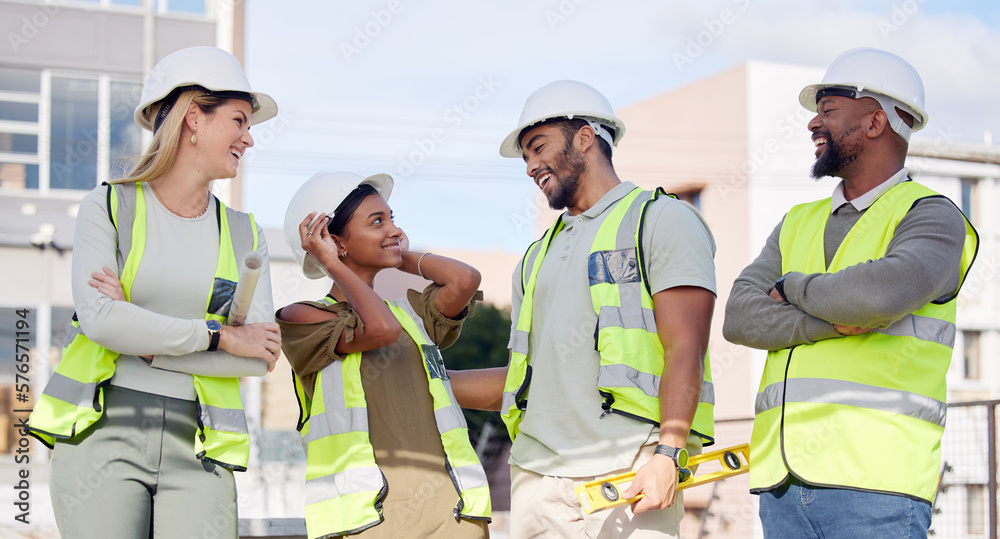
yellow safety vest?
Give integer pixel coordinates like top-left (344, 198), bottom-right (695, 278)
top-left (294, 297), bottom-right (491, 539)
top-left (501, 187), bottom-right (715, 444)
top-left (28, 182), bottom-right (259, 470)
top-left (750, 180), bottom-right (978, 503)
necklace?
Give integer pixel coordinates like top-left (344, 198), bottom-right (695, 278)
top-left (148, 181), bottom-right (210, 218)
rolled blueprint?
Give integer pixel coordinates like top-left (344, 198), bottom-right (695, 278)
top-left (228, 252), bottom-right (262, 326)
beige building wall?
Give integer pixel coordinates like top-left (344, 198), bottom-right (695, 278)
top-left (615, 65), bottom-right (752, 421)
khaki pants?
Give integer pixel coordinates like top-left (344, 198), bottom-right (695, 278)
top-left (509, 436), bottom-right (701, 538)
top-left (49, 386), bottom-right (238, 539)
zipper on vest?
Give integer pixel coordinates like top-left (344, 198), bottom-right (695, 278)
top-left (514, 365), bottom-right (532, 411)
top-left (93, 377), bottom-right (114, 413)
top-left (599, 390), bottom-right (614, 419)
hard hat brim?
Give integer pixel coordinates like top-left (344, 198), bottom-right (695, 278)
top-left (134, 89), bottom-right (279, 132)
top-left (499, 112), bottom-right (626, 158)
top-left (798, 83), bottom-right (927, 131)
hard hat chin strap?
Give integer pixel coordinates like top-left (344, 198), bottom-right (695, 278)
top-left (583, 119), bottom-right (615, 149)
top-left (859, 91), bottom-right (913, 143)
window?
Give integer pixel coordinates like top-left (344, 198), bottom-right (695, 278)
top-left (967, 484), bottom-right (985, 535)
top-left (161, 0), bottom-right (207, 15)
top-left (0, 67), bottom-right (41, 190)
top-left (672, 187), bottom-right (703, 211)
top-left (962, 330), bottom-right (981, 380)
top-left (960, 178), bottom-right (976, 225)
top-left (0, 68), bottom-right (141, 193)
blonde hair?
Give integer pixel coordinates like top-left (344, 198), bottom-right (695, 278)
top-left (115, 90), bottom-right (228, 184)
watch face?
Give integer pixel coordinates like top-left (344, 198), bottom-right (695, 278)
top-left (676, 448), bottom-right (689, 468)
top-left (207, 320), bottom-right (223, 331)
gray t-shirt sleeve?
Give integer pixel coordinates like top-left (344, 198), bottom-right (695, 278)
top-left (723, 217), bottom-right (841, 350)
top-left (642, 198), bottom-right (717, 295)
top-left (782, 197), bottom-right (966, 328)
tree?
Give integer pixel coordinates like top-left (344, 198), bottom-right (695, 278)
top-left (442, 301), bottom-right (510, 439)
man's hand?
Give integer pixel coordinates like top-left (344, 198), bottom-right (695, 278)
top-left (620, 453), bottom-right (679, 514)
top-left (833, 324), bottom-right (875, 336)
top-left (768, 286), bottom-right (784, 302)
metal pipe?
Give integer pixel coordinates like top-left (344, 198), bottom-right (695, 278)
top-left (988, 403), bottom-right (997, 539)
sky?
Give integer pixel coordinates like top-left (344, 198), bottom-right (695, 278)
top-left (242, 0), bottom-right (1000, 252)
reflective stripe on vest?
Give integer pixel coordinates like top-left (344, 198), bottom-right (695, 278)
top-left (295, 297), bottom-right (491, 539)
top-left (501, 187), bottom-right (715, 445)
top-left (750, 180), bottom-right (978, 503)
top-left (28, 182), bottom-right (258, 471)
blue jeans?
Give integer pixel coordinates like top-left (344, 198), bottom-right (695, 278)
top-left (758, 478), bottom-right (932, 538)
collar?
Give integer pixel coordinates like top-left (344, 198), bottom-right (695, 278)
top-left (560, 181), bottom-right (637, 226)
top-left (830, 167), bottom-right (908, 214)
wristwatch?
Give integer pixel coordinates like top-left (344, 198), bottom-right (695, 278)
top-left (654, 444), bottom-right (689, 469)
top-left (773, 274), bottom-right (788, 302)
top-left (206, 320), bottom-right (223, 352)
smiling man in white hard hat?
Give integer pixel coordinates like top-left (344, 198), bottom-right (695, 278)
top-left (724, 48), bottom-right (978, 538)
top-left (451, 80), bottom-right (718, 538)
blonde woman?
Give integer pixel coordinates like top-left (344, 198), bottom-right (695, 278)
top-left (28, 46), bottom-right (280, 538)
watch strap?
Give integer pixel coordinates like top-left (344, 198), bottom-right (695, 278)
top-left (654, 444), bottom-right (683, 467)
top-left (207, 321), bottom-right (222, 352)
top-left (774, 275), bottom-right (788, 302)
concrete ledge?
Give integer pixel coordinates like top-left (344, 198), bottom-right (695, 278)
top-left (238, 518), bottom-right (306, 539)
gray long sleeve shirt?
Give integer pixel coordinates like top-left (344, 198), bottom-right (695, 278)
top-left (72, 184), bottom-right (274, 401)
top-left (724, 169), bottom-right (968, 351)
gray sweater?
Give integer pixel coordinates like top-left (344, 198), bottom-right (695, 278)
top-left (724, 170), bottom-right (968, 351)
top-left (72, 184), bottom-right (274, 400)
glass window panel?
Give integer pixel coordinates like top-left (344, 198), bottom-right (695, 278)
top-left (109, 81), bottom-right (142, 180)
top-left (0, 162), bottom-right (39, 189)
top-left (112, 0), bottom-right (143, 6)
top-left (0, 133), bottom-right (38, 154)
top-left (0, 67), bottom-right (41, 93)
top-left (963, 330), bottom-right (980, 380)
top-left (164, 0), bottom-right (206, 14)
top-left (50, 77), bottom-right (99, 191)
top-left (0, 101), bottom-right (39, 122)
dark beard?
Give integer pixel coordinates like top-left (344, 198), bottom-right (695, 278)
top-left (545, 138), bottom-right (587, 210)
top-left (811, 126), bottom-right (862, 179)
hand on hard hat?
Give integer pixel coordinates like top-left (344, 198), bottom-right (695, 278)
top-left (284, 172), bottom-right (394, 279)
top-left (299, 212), bottom-right (344, 272)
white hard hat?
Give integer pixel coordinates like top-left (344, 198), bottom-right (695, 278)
top-left (134, 46), bottom-right (278, 132)
top-left (799, 48), bottom-right (927, 142)
top-left (284, 171), bottom-right (394, 280)
top-left (499, 80), bottom-right (626, 158)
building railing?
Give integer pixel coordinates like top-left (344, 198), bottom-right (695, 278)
top-left (691, 401), bottom-right (1000, 539)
